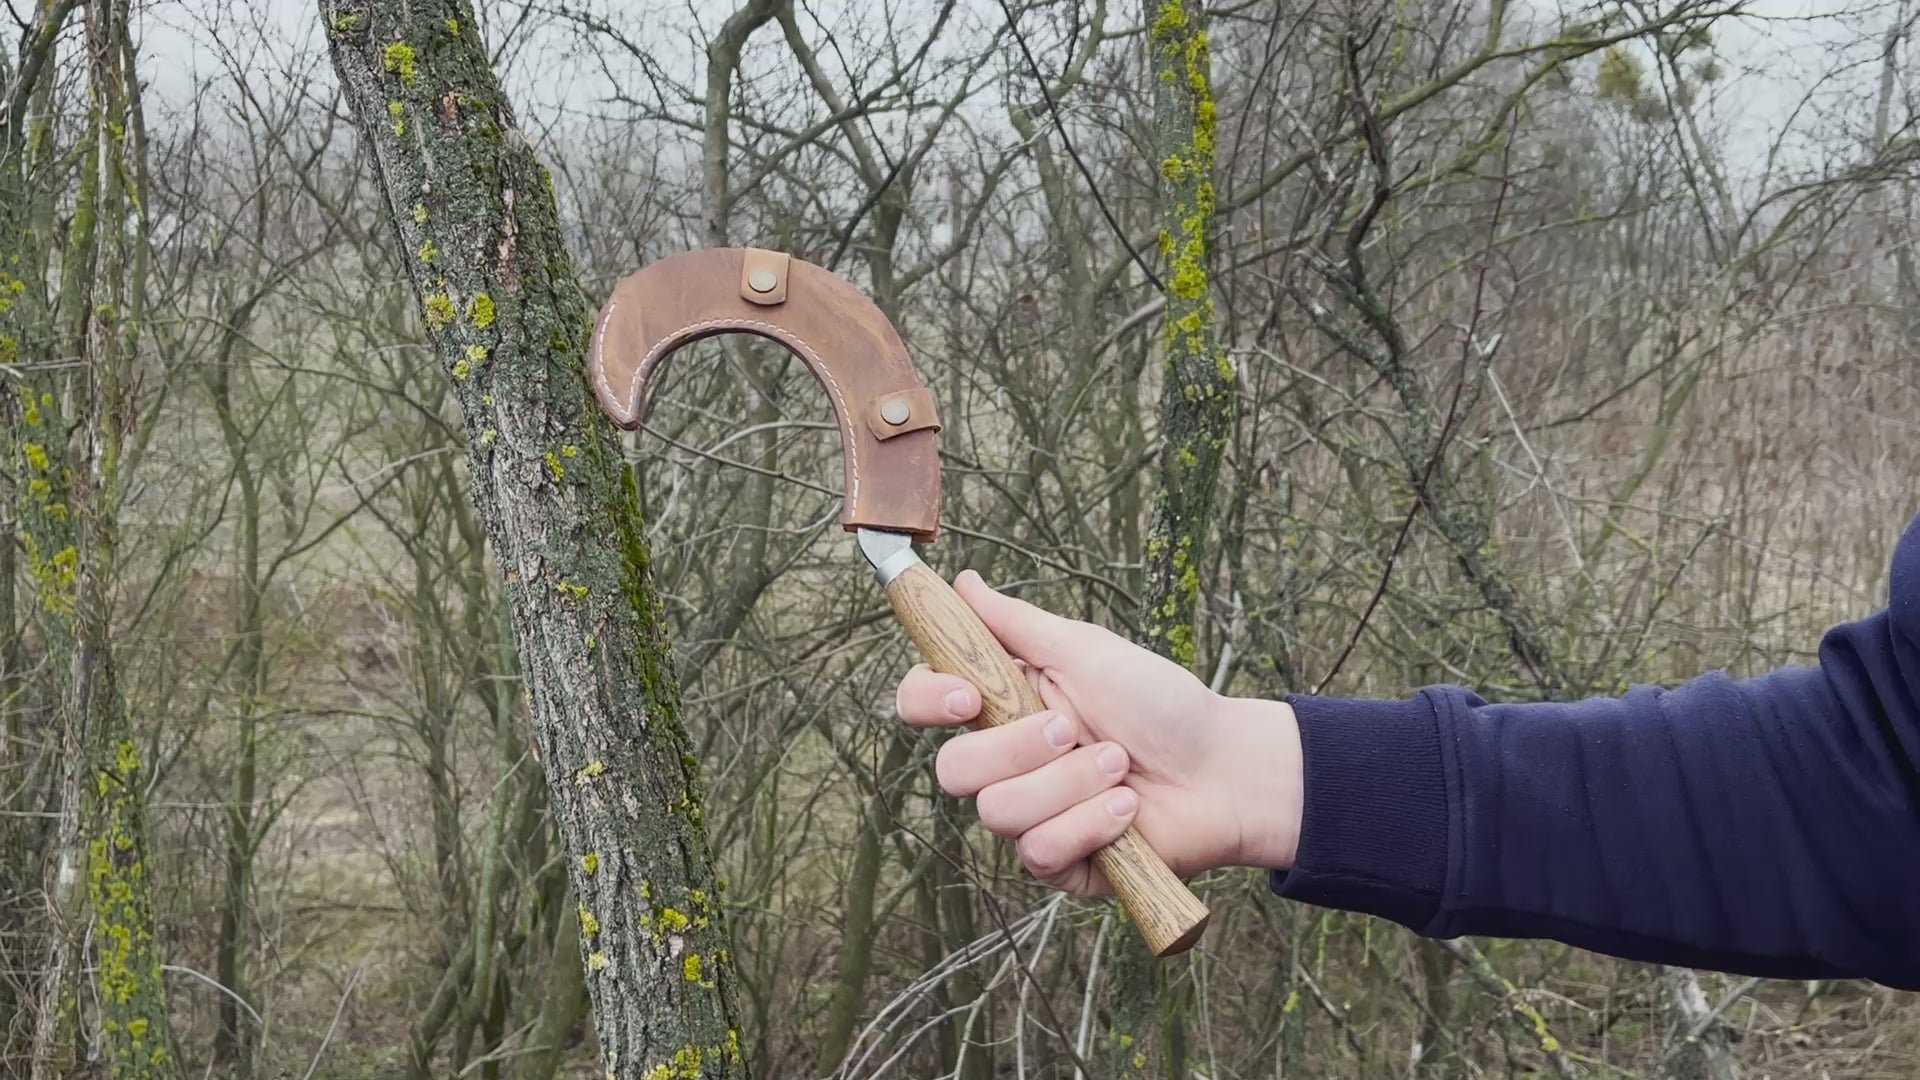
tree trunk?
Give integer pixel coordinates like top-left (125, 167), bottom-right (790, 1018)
top-left (815, 735), bottom-right (910, 1074)
top-left (1107, 2), bottom-right (1230, 1075)
top-left (71, 3), bottom-right (182, 1077)
top-left (207, 323), bottom-right (264, 1077)
top-left (2, 4), bottom-right (80, 1073)
top-left (321, 3), bottom-right (746, 1075)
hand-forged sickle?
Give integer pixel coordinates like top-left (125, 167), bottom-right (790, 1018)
top-left (587, 247), bottom-right (1209, 957)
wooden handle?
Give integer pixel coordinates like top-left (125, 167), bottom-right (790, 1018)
top-left (884, 561), bottom-right (1210, 957)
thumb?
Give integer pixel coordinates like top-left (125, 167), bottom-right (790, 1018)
top-left (952, 570), bottom-right (1085, 667)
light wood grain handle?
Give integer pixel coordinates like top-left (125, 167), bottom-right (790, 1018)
top-left (884, 561), bottom-right (1210, 957)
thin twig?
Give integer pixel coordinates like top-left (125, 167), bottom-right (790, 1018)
top-left (996, 0), bottom-right (1164, 292)
top-left (301, 946), bottom-right (375, 1080)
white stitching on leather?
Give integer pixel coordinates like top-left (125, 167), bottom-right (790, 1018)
top-left (594, 311), bottom-right (859, 506)
top-left (592, 299), bottom-right (624, 418)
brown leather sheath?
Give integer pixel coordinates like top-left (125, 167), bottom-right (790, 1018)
top-left (588, 248), bottom-right (942, 542)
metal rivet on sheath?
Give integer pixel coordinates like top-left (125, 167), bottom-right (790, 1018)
top-left (747, 268), bottom-right (779, 293)
top-left (880, 398), bottom-right (911, 425)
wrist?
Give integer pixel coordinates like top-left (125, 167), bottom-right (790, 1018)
top-left (1212, 693), bottom-right (1303, 870)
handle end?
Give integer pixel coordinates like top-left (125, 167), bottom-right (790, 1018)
top-left (1093, 826), bottom-right (1210, 956)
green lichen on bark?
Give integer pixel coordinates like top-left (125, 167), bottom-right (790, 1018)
top-left (1137, 0), bottom-right (1231, 672)
top-left (1109, 3), bottom-right (1227, 1076)
top-left (90, 738), bottom-right (177, 1080)
top-left (320, 3), bottom-right (744, 1075)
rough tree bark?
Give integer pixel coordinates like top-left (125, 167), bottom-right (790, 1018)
top-left (1136, 0), bottom-right (1231, 702)
top-left (63, 2), bottom-right (184, 1077)
top-left (1107, 2), bottom-right (1232, 1076)
top-left (322, 3), bottom-right (746, 1077)
top-left (5, 1), bottom-right (180, 1076)
top-left (0, 2), bottom-right (75, 1070)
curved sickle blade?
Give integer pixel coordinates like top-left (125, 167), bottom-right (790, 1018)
top-left (588, 248), bottom-right (943, 542)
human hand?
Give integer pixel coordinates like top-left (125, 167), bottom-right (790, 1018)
top-left (896, 570), bottom-right (1302, 896)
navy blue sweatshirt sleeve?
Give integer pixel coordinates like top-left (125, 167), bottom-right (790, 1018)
top-left (1272, 512), bottom-right (1920, 988)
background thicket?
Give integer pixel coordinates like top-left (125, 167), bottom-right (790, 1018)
top-left (2, 0), bottom-right (1917, 1077)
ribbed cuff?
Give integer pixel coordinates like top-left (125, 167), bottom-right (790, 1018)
top-left (1268, 691), bottom-right (1451, 934)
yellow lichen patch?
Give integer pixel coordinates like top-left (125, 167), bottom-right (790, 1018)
top-left (22, 442), bottom-right (48, 471)
top-left (417, 240), bottom-right (438, 265)
top-left (23, 535), bottom-right (77, 615)
top-left (658, 907), bottom-right (689, 933)
top-left (451, 358), bottom-right (470, 381)
top-left (556, 581), bottom-right (587, 600)
top-left (1169, 262), bottom-right (1207, 301)
top-left (466, 293), bottom-right (495, 329)
top-left (544, 451), bottom-right (564, 482)
top-left (573, 760), bottom-right (605, 785)
top-left (480, 428), bottom-right (498, 446)
top-left (88, 735), bottom-right (175, 1073)
top-left (586, 950), bottom-right (608, 971)
top-left (581, 852), bottom-right (599, 876)
top-left (1150, 0), bottom-right (1187, 39)
top-left (682, 953), bottom-right (702, 982)
top-left (466, 344), bottom-right (489, 364)
top-left (423, 293), bottom-right (455, 329)
top-left (577, 902), bottom-right (600, 938)
top-left (413, 202), bottom-right (428, 224)
top-left (382, 42), bottom-right (417, 86)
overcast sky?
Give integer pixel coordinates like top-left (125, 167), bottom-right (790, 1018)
top-left (135, 0), bottom-right (1913, 188)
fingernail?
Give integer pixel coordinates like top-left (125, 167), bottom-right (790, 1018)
top-left (944, 689), bottom-right (975, 717)
top-left (1044, 714), bottom-right (1074, 748)
top-left (1106, 788), bottom-right (1137, 817)
top-left (1097, 745), bottom-right (1127, 776)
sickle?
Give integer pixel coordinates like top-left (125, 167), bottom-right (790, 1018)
top-left (588, 247), bottom-right (1209, 957)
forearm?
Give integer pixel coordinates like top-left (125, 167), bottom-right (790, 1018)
top-left (1262, 518), bottom-right (1920, 987)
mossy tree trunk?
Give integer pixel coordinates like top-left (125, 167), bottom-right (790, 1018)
top-left (321, 3), bottom-right (746, 1077)
top-left (66, 2), bottom-right (183, 1077)
top-left (1108, 2), bottom-right (1231, 1077)
top-left (7, 1), bottom-right (179, 1076)
top-left (0, 2), bottom-right (77, 1072)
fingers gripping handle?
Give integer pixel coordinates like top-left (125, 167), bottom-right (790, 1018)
top-left (882, 562), bottom-right (1211, 957)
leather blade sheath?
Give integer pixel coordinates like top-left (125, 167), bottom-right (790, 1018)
top-left (588, 247), bottom-right (943, 542)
